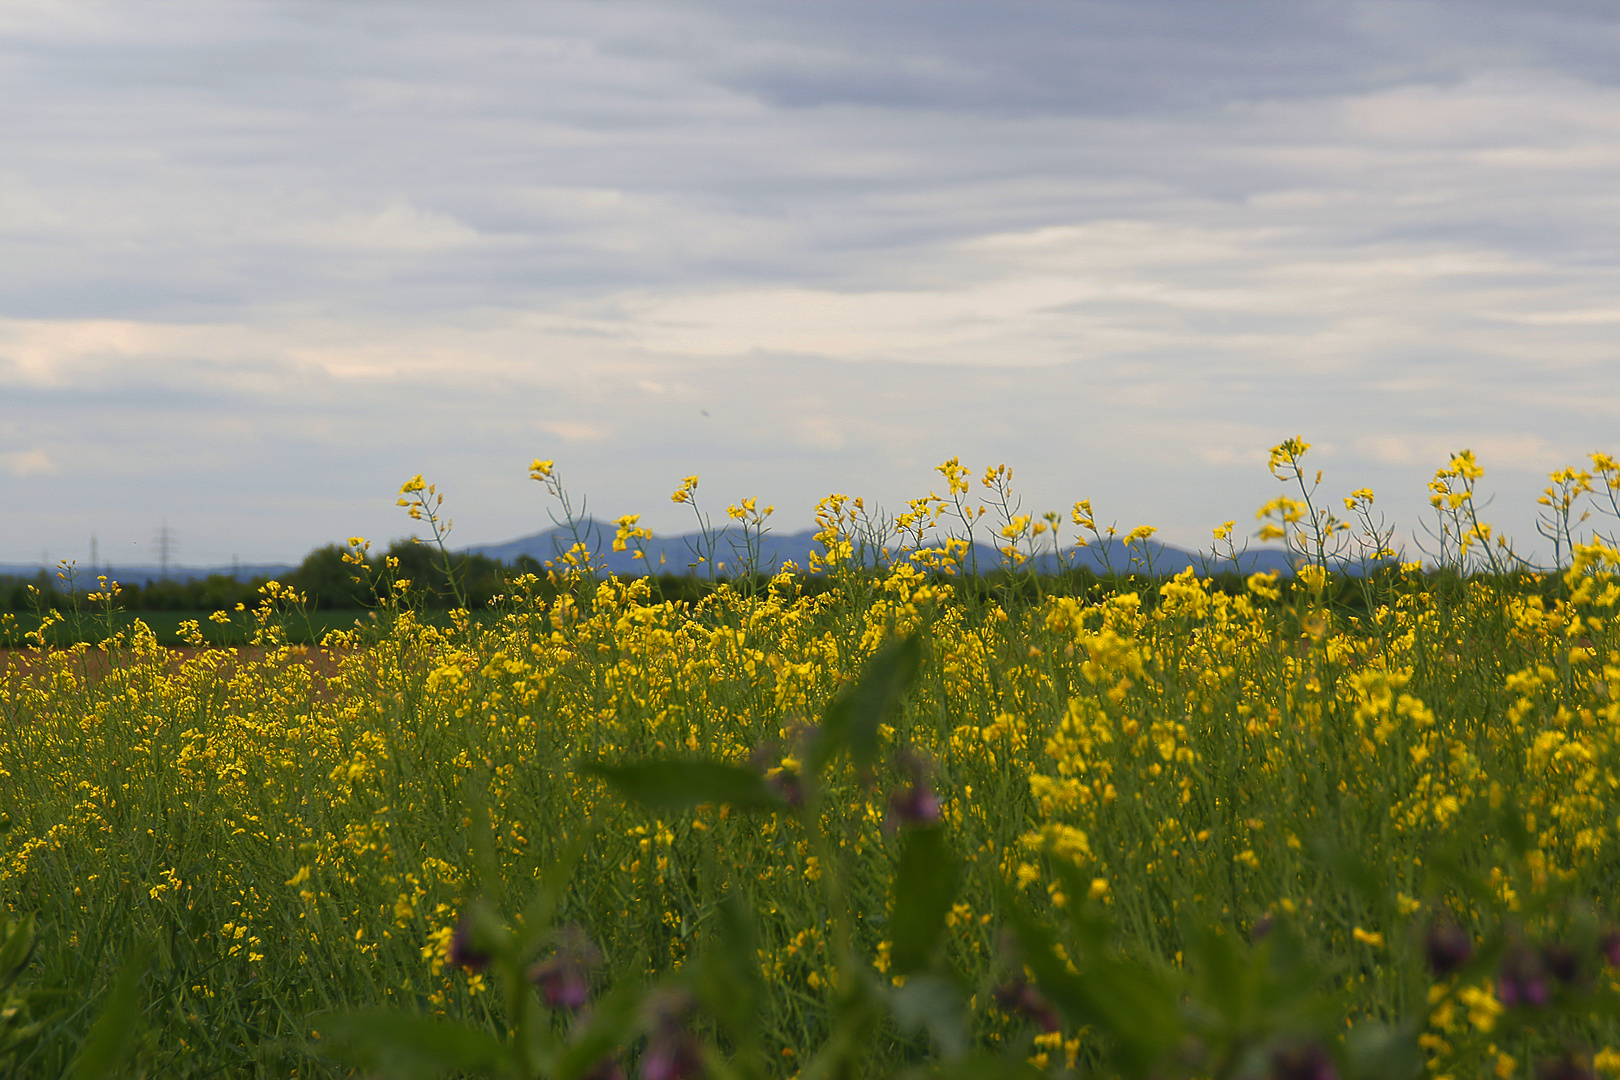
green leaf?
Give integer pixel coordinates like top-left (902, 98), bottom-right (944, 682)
top-left (895, 1053), bottom-right (1045, 1080)
top-left (1047, 858), bottom-right (1113, 953)
top-left (1005, 909), bottom-right (1094, 1023)
top-left (553, 980), bottom-right (646, 1080)
top-left (0, 913), bottom-right (36, 991)
top-left (583, 760), bottom-right (786, 813)
top-left (1419, 847), bottom-right (1495, 909)
top-left (1305, 834), bottom-right (1385, 911)
top-left (1344, 1020), bottom-right (1423, 1080)
top-left (1497, 798), bottom-right (1535, 860)
top-left (696, 893), bottom-right (763, 1045)
top-left (69, 943), bottom-right (148, 1080)
top-left (463, 778), bottom-right (501, 900)
top-left (889, 826), bottom-right (958, 974)
top-left (1005, 906), bottom-right (1179, 1080)
top-left (887, 972), bottom-right (969, 1059)
top-left (813, 634), bottom-right (922, 775)
top-left (519, 827), bottom-right (593, 950)
top-left (797, 968), bottom-right (885, 1080)
top-left (1186, 923), bottom-right (1248, 1030)
top-left (311, 1009), bottom-right (508, 1080)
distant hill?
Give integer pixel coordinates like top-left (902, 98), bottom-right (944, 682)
top-left (0, 527), bottom-right (1304, 589)
top-left (465, 519), bottom-right (1300, 577)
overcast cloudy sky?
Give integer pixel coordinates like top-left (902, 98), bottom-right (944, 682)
top-left (4, 0), bottom-right (1618, 567)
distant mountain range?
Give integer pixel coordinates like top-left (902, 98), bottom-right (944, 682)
top-left (1, 522), bottom-right (1300, 585)
top-left (464, 519), bottom-right (1299, 578)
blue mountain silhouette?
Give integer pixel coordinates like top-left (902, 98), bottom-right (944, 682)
top-left (465, 519), bottom-right (1298, 577)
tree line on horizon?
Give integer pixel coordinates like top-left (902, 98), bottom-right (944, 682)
top-left (0, 537), bottom-right (1263, 615)
top-left (0, 536), bottom-right (1554, 620)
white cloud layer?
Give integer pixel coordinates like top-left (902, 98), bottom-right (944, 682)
top-left (2, 1), bottom-right (1618, 565)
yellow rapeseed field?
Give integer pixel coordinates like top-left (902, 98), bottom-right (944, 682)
top-left (5, 442), bottom-right (1620, 1078)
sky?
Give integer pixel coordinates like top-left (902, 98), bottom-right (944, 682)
top-left (3, 0), bottom-right (1619, 568)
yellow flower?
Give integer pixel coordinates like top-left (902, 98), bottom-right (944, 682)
top-left (1296, 565), bottom-right (1328, 594)
top-left (1247, 571), bottom-right (1282, 601)
top-left (1447, 449), bottom-right (1484, 480)
top-left (1458, 984), bottom-right (1503, 1032)
top-left (1268, 436), bottom-right (1312, 478)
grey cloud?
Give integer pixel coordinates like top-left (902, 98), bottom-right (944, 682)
top-left (2, 0), bottom-right (1618, 564)
top-left (3, 343), bottom-right (1607, 565)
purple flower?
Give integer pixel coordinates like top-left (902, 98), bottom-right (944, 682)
top-left (530, 925), bottom-right (603, 1012)
top-left (640, 1030), bottom-right (703, 1080)
top-left (1268, 1040), bottom-right (1338, 1080)
top-left (887, 783), bottom-right (941, 827)
top-left (749, 739), bottom-right (808, 808)
top-left (765, 769), bottom-right (805, 808)
top-left (886, 749), bottom-right (942, 828)
top-left (1601, 930), bottom-right (1620, 969)
top-left (1425, 920), bottom-right (1473, 977)
top-left (1542, 942), bottom-right (1580, 986)
top-left (1536, 1052), bottom-right (1595, 1080)
top-left (993, 977), bottom-right (1061, 1033)
top-left (639, 987), bottom-right (703, 1080)
top-left (449, 915), bottom-right (491, 972)
top-left (582, 1058), bottom-right (628, 1080)
top-left (1497, 945), bottom-right (1550, 1008)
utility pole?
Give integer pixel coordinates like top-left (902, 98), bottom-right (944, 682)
top-left (155, 523), bottom-right (176, 581)
top-left (90, 533), bottom-right (98, 575)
